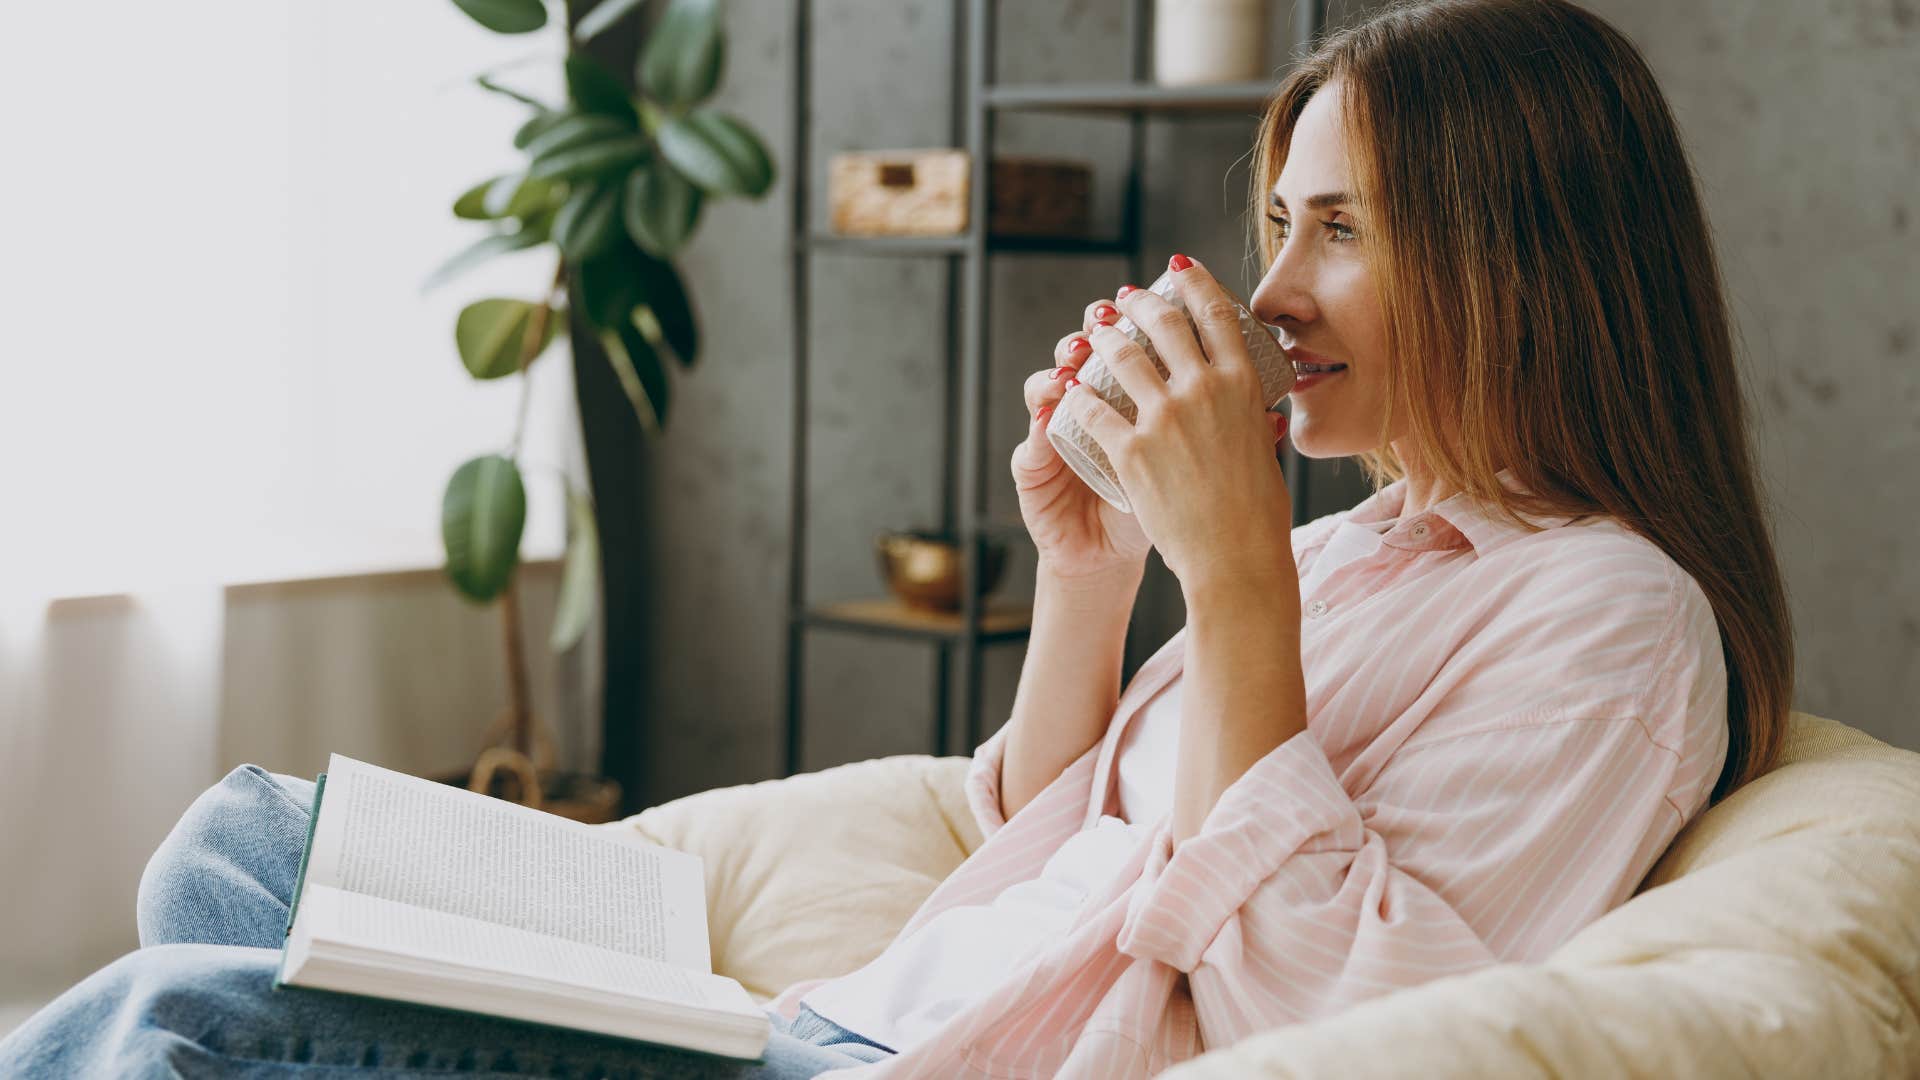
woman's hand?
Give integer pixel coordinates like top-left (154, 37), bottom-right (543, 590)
top-left (1063, 254), bottom-right (1297, 594)
top-left (1011, 297), bottom-right (1154, 583)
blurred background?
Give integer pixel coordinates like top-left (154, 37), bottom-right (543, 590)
top-left (2, 0), bottom-right (1914, 1034)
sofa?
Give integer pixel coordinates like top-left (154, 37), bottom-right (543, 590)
top-left (605, 712), bottom-right (1920, 1077)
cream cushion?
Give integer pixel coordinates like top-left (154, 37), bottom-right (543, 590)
top-left (609, 752), bottom-right (983, 1003)
top-left (605, 712), bottom-right (1920, 1077)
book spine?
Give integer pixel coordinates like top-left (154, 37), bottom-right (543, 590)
top-left (283, 772), bottom-right (327, 937)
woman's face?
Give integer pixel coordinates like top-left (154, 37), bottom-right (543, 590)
top-left (1248, 81), bottom-right (1395, 459)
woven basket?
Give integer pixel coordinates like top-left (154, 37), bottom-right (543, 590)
top-left (829, 149), bottom-right (1091, 238)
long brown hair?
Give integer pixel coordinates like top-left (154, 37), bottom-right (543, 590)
top-left (1250, 0), bottom-right (1793, 804)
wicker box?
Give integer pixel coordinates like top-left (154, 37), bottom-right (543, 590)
top-left (828, 149), bottom-right (1091, 238)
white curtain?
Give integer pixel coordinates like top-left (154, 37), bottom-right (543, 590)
top-left (0, 2), bottom-right (585, 1003)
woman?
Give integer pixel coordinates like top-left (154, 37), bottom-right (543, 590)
top-left (0, 0), bottom-right (1791, 1076)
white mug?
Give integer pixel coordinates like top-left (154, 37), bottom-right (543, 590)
top-left (1045, 267), bottom-right (1296, 514)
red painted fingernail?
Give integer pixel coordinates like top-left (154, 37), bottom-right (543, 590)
top-left (1037, 405), bottom-right (1054, 424)
top-left (1067, 337), bottom-right (1091, 355)
top-left (1050, 365), bottom-right (1072, 381)
top-left (1094, 305), bottom-right (1117, 322)
top-left (1065, 376), bottom-right (1080, 389)
top-left (1116, 284), bottom-right (1138, 299)
top-left (1170, 253), bottom-right (1194, 272)
top-left (1272, 412), bottom-right (1290, 442)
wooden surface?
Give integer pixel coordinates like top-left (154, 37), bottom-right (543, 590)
top-left (811, 596), bottom-right (1033, 639)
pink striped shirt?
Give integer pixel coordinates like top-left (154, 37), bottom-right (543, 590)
top-left (771, 471), bottom-right (1730, 1078)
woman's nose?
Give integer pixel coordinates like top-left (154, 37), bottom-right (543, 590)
top-left (1249, 248), bottom-right (1316, 330)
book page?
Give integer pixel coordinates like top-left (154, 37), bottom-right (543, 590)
top-left (298, 885), bottom-right (760, 1019)
top-left (302, 754), bottom-right (711, 972)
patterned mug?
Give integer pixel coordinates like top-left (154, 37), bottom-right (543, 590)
top-left (1045, 267), bottom-right (1297, 514)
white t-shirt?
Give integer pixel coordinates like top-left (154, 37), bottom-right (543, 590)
top-left (799, 675), bottom-right (1184, 1053)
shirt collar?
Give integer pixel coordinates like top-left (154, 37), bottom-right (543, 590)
top-left (1339, 468), bottom-right (1584, 555)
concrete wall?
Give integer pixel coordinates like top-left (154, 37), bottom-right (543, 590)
top-left (614, 0), bottom-right (1917, 811)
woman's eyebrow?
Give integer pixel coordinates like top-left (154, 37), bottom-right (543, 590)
top-left (1269, 191), bottom-right (1351, 211)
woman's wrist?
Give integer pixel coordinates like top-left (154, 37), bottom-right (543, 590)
top-left (1035, 555), bottom-right (1146, 608)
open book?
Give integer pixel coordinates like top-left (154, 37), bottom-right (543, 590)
top-left (274, 753), bottom-right (770, 1061)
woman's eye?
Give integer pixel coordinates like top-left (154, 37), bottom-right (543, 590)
top-left (1265, 214), bottom-right (1356, 243)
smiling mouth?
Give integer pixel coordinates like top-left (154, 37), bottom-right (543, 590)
top-left (1293, 360), bottom-right (1347, 374)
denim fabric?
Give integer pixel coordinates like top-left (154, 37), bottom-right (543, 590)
top-left (0, 764), bottom-right (898, 1078)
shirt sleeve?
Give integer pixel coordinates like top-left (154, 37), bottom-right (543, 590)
top-left (964, 716), bottom-right (1016, 840)
top-left (1114, 565), bottom-right (1729, 1046)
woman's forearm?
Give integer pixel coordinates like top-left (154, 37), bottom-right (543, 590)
top-left (1170, 570), bottom-right (1307, 845)
top-left (996, 559), bottom-right (1145, 822)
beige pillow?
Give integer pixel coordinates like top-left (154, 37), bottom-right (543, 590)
top-left (603, 752), bottom-right (979, 1003)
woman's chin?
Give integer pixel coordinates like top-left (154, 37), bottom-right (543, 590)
top-left (1284, 421), bottom-right (1332, 458)
top-left (1283, 420), bottom-right (1362, 460)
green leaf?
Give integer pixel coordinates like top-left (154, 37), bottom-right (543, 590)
top-left (454, 175), bottom-right (508, 219)
top-left (599, 322), bottom-right (670, 436)
top-left (455, 173), bottom-right (559, 221)
top-left (551, 181), bottom-right (623, 262)
top-left (564, 53), bottom-right (638, 128)
top-left (632, 249), bottom-right (698, 366)
top-left (442, 455), bottom-right (527, 603)
top-left (656, 109), bottom-right (774, 197)
top-left (639, 0), bottom-right (724, 106)
top-left (574, 245), bottom-right (643, 330)
top-left (549, 484), bottom-right (599, 651)
top-left (517, 205), bottom-right (559, 243)
top-left (455, 298), bottom-right (558, 378)
top-left (570, 237), bottom-right (696, 366)
top-left (422, 229), bottom-right (545, 292)
top-left (622, 160), bottom-right (703, 257)
top-left (481, 172), bottom-right (562, 218)
top-left (475, 76), bottom-right (549, 111)
top-left (514, 109), bottom-right (567, 150)
top-left (521, 113), bottom-right (630, 161)
top-left (526, 135), bottom-right (649, 182)
top-left (451, 0), bottom-right (548, 34)
top-left (574, 0), bottom-right (650, 42)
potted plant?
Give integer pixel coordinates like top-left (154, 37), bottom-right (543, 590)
top-left (427, 0), bottom-right (775, 819)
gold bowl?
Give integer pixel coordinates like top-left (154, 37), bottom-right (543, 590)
top-left (875, 529), bottom-right (1009, 612)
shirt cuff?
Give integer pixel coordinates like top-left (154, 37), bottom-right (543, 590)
top-left (964, 719), bottom-right (1016, 839)
top-left (1116, 727), bottom-right (1364, 972)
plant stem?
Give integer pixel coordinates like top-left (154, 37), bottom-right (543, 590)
top-left (500, 257), bottom-right (569, 777)
top-left (500, 576), bottom-right (534, 762)
top-left (510, 257), bottom-right (571, 459)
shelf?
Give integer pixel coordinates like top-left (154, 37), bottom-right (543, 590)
top-left (984, 80), bottom-right (1279, 115)
top-left (803, 232), bottom-right (1135, 257)
top-left (805, 233), bottom-right (966, 256)
top-left (802, 597), bottom-right (1034, 642)
top-left (785, 1), bottom-right (1325, 775)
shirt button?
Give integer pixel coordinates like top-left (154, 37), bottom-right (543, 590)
top-left (1306, 599), bottom-right (1329, 618)
top-left (1411, 521), bottom-right (1430, 539)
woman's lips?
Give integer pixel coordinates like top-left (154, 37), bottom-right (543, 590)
top-left (1288, 347), bottom-right (1347, 393)
top-left (1291, 367), bottom-right (1346, 392)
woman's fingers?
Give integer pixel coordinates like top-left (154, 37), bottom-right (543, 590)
top-left (1053, 331), bottom-right (1094, 368)
top-left (1023, 366), bottom-right (1073, 420)
top-left (1016, 368), bottom-right (1068, 474)
top-left (1084, 298), bottom-right (1120, 334)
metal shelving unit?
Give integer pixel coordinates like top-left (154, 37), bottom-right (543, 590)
top-left (783, 0), bottom-right (1326, 777)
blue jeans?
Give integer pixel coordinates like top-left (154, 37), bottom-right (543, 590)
top-left (0, 765), bottom-right (897, 1078)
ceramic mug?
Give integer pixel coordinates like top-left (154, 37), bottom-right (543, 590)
top-left (1045, 267), bottom-right (1296, 514)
